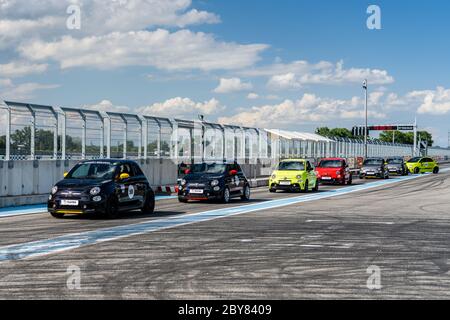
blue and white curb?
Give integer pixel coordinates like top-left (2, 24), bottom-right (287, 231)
top-left (0, 169), bottom-right (448, 262)
top-left (0, 195), bottom-right (178, 218)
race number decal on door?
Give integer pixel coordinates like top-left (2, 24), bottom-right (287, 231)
top-left (128, 185), bottom-right (135, 199)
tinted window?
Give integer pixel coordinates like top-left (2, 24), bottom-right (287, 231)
top-left (132, 163), bottom-right (144, 176)
top-left (363, 159), bottom-right (384, 166)
top-left (387, 158), bottom-right (403, 164)
top-left (191, 163), bottom-right (227, 174)
top-left (278, 161), bottom-right (305, 171)
top-left (319, 160), bottom-right (343, 168)
top-left (68, 163), bottom-right (116, 180)
top-left (118, 163), bottom-right (135, 177)
top-left (408, 157), bottom-right (422, 163)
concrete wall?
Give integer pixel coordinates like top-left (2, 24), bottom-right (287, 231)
top-left (0, 159), bottom-right (178, 208)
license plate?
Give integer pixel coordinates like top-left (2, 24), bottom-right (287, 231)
top-left (279, 181), bottom-right (291, 186)
top-left (61, 200), bottom-right (79, 206)
top-left (189, 189), bottom-right (204, 194)
top-left (321, 177), bottom-right (332, 180)
top-left (366, 172), bottom-right (375, 175)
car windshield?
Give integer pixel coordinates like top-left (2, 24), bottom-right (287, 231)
top-left (67, 163), bottom-right (116, 180)
top-left (190, 163), bottom-right (227, 174)
top-left (407, 157), bottom-right (422, 163)
top-left (363, 159), bottom-right (383, 166)
top-left (277, 161), bottom-right (305, 171)
top-left (319, 160), bottom-right (343, 168)
top-left (387, 158), bottom-right (403, 164)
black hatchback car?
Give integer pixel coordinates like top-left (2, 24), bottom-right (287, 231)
top-left (178, 163), bottom-right (251, 203)
top-left (48, 160), bottom-right (155, 219)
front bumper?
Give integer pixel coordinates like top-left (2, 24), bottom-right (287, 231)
top-left (178, 186), bottom-right (223, 201)
top-left (318, 177), bottom-right (342, 184)
top-left (48, 195), bottom-right (107, 215)
top-left (388, 168), bottom-right (403, 175)
top-left (359, 172), bottom-right (384, 179)
top-left (270, 180), bottom-right (304, 191)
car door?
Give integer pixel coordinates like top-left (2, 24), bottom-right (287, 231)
top-left (235, 164), bottom-right (247, 193)
top-left (306, 161), bottom-right (316, 187)
top-left (342, 160), bottom-right (350, 181)
top-left (130, 162), bottom-right (146, 206)
top-left (116, 163), bottom-right (140, 209)
top-left (421, 158), bottom-right (433, 172)
top-left (227, 164), bottom-right (241, 194)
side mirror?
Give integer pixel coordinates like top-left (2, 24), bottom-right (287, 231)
top-left (119, 173), bottom-right (130, 180)
top-left (229, 170), bottom-right (238, 176)
top-left (63, 172), bottom-right (68, 178)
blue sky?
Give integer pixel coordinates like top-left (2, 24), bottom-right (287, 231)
top-left (1, 0), bottom-right (450, 146)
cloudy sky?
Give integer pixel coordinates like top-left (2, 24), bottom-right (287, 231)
top-left (1, 0), bottom-right (450, 146)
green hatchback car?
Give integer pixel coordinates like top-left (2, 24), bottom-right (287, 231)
top-left (269, 159), bottom-right (319, 193)
top-left (406, 157), bottom-right (439, 174)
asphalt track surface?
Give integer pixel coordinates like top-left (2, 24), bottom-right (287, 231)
top-left (0, 168), bottom-right (450, 299)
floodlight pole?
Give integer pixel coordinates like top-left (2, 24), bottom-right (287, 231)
top-left (363, 79), bottom-right (368, 158)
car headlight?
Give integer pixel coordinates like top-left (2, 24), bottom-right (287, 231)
top-left (181, 179), bottom-right (187, 186)
top-left (296, 175), bottom-right (302, 180)
top-left (51, 186), bottom-right (58, 194)
top-left (90, 187), bottom-right (101, 196)
top-left (271, 174), bottom-right (276, 179)
top-left (210, 180), bottom-right (219, 187)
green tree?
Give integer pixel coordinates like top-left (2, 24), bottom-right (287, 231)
top-left (379, 130), bottom-right (434, 146)
top-left (316, 127), bottom-right (355, 139)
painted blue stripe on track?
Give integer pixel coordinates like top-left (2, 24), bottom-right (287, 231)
top-left (0, 195), bottom-right (177, 218)
top-left (0, 169), bottom-right (448, 262)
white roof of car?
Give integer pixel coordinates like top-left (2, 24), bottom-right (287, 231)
top-left (264, 129), bottom-right (333, 142)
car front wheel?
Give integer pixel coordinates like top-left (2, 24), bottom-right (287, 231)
top-left (241, 184), bottom-right (251, 201)
top-left (222, 187), bottom-right (231, 203)
top-left (105, 197), bottom-right (119, 219)
top-left (313, 180), bottom-right (319, 192)
top-left (142, 190), bottom-right (155, 214)
top-left (433, 167), bottom-right (439, 174)
top-left (302, 181), bottom-right (309, 193)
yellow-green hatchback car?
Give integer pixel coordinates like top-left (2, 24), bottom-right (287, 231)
top-left (269, 159), bottom-right (319, 193)
top-left (406, 157), bottom-right (439, 174)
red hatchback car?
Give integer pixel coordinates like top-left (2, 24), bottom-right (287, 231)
top-left (316, 158), bottom-right (352, 185)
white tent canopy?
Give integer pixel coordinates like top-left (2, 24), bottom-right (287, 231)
top-left (264, 129), bottom-right (333, 143)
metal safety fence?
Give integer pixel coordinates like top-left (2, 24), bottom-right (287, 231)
top-left (1, 100), bottom-right (450, 163)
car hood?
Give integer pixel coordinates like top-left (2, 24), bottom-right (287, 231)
top-left (272, 170), bottom-right (305, 179)
top-left (387, 163), bottom-right (402, 168)
top-left (56, 179), bottom-right (111, 190)
top-left (184, 173), bottom-right (224, 182)
top-left (362, 165), bottom-right (382, 171)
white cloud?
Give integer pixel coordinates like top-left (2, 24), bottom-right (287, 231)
top-left (137, 97), bottom-right (224, 118)
top-left (19, 29), bottom-right (268, 71)
top-left (247, 93), bottom-right (259, 100)
top-left (0, 61), bottom-right (48, 78)
top-left (218, 93), bottom-right (386, 127)
top-left (412, 87), bottom-right (450, 115)
top-left (214, 78), bottom-right (253, 94)
top-left (241, 60), bottom-right (394, 89)
top-left (267, 73), bottom-right (301, 90)
top-left (0, 78), bottom-right (59, 100)
top-left (82, 100), bottom-right (131, 113)
top-left (0, 0), bottom-right (220, 49)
